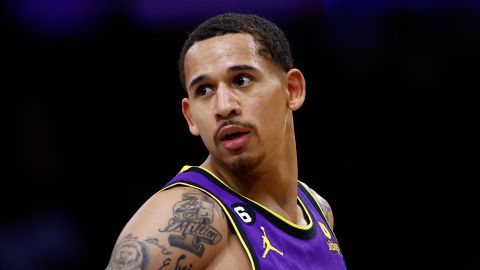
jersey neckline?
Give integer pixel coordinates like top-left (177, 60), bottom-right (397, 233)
top-left (179, 165), bottom-right (317, 240)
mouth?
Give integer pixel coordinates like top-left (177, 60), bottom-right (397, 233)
top-left (220, 131), bottom-right (249, 141)
top-left (218, 125), bottom-right (251, 151)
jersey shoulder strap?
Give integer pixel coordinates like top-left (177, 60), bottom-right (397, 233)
top-left (160, 166), bottom-right (260, 270)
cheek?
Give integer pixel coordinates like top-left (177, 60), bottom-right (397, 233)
top-left (191, 115), bottom-right (208, 135)
top-left (260, 92), bottom-right (289, 134)
top-left (249, 98), bottom-right (287, 139)
top-left (191, 107), bottom-right (215, 140)
top-left (254, 90), bottom-right (287, 121)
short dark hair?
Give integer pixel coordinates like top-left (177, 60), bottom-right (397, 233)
top-left (178, 12), bottom-right (294, 91)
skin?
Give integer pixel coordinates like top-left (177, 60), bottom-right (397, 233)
top-left (106, 33), bottom-right (335, 270)
top-left (182, 33), bottom-right (306, 221)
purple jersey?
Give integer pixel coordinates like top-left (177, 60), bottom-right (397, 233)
top-left (162, 166), bottom-right (347, 270)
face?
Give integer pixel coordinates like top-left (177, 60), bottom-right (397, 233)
top-left (111, 242), bottom-right (142, 270)
top-left (182, 33), bottom-right (303, 173)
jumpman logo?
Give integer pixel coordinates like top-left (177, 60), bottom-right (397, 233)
top-left (260, 226), bottom-right (283, 258)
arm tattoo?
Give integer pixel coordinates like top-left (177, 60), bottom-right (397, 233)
top-left (218, 204), bottom-right (226, 219)
top-left (317, 196), bottom-right (334, 228)
top-left (319, 197), bottom-right (332, 218)
top-left (158, 254), bottom-right (193, 270)
top-left (106, 234), bottom-right (172, 270)
top-left (144, 236), bottom-right (172, 255)
top-left (159, 193), bottom-right (222, 257)
top-left (106, 234), bottom-right (147, 270)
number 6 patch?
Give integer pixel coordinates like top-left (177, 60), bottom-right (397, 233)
top-left (232, 203), bottom-right (256, 225)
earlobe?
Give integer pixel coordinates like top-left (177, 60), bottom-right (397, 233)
top-left (182, 98), bottom-right (200, 136)
top-left (286, 69), bottom-right (306, 111)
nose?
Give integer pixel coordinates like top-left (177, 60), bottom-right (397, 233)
top-left (215, 83), bottom-right (241, 120)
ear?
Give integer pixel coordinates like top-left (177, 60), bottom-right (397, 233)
top-left (182, 97), bottom-right (200, 136)
top-left (285, 68), bottom-right (306, 111)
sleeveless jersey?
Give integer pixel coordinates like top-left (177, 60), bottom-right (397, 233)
top-left (161, 166), bottom-right (347, 270)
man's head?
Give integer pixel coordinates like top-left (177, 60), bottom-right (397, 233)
top-left (178, 13), bottom-right (294, 91)
top-left (179, 13), bottom-right (306, 174)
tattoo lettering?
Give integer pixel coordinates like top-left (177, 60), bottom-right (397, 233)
top-left (157, 255), bottom-right (192, 270)
top-left (175, 254), bottom-right (192, 270)
top-left (158, 258), bottom-right (171, 270)
top-left (107, 234), bottom-right (174, 270)
top-left (159, 193), bottom-right (222, 256)
top-left (144, 236), bottom-right (173, 255)
top-left (106, 235), bottom-right (145, 270)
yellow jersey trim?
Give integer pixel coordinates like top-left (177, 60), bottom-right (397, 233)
top-left (161, 181), bottom-right (256, 270)
top-left (179, 165), bottom-right (313, 231)
top-left (299, 181), bottom-right (339, 239)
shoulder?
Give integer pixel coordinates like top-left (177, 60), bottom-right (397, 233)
top-left (106, 186), bottom-right (229, 270)
top-left (302, 182), bottom-right (335, 230)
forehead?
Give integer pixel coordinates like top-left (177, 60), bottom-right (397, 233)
top-left (186, 33), bottom-right (258, 63)
top-left (183, 33), bottom-right (269, 84)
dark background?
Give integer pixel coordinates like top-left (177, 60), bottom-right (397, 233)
top-left (2, 1), bottom-right (477, 269)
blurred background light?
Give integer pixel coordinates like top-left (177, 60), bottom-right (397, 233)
top-left (6, 0), bottom-right (110, 37)
top-left (6, 0), bottom-right (480, 38)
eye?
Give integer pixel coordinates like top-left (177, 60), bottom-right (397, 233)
top-left (196, 85), bottom-right (214, 96)
top-left (233, 75), bottom-right (252, 87)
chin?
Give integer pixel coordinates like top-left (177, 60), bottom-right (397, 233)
top-left (228, 152), bottom-right (265, 174)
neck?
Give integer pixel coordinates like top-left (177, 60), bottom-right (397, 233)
top-left (201, 124), bottom-right (304, 225)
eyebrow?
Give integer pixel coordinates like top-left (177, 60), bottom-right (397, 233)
top-left (188, 64), bottom-right (259, 90)
top-left (228, 64), bottom-right (259, 72)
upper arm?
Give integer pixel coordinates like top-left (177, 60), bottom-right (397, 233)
top-left (306, 186), bottom-right (335, 230)
top-left (105, 187), bottom-right (228, 270)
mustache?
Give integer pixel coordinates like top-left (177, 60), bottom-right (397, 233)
top-left (214, 120), bottom-right (256, 141)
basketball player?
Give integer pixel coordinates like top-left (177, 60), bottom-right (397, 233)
top-left (106, 13), bottom-right (347, 270)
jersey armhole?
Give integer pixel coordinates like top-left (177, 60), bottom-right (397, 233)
top-left (298, 181), bottom-right (330, 228)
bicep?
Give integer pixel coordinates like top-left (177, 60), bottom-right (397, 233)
top-left (105, 233), bottom-right (172, 270)
top-left (106, 187), bottom-right (228, 270)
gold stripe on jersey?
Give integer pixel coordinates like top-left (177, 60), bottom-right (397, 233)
top-left (299, 181), bottom-right (339, 240)
top-left (161, 182), bottom-right (257, 270)
top-left (180, 166), bottom-right (314, 231)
